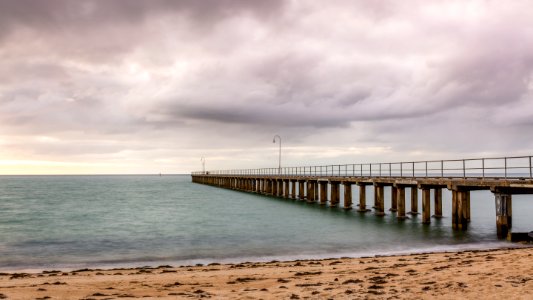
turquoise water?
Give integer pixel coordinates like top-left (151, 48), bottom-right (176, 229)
top-left (0, 175), bottom-right (531, 271)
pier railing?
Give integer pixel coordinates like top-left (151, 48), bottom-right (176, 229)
top-left (192, 155), bottom-right (533, 179)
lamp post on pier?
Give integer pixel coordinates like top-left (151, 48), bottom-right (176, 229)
top-left (200, 157), bottom-right (205, 174)
top-left (273, 135), bottom-right (281, 174)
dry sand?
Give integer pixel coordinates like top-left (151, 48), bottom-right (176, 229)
top-left (1, 247), bottom-right (532, 299)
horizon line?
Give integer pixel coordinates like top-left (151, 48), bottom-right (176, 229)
top-left (0, 173), bottom-right (191, 176)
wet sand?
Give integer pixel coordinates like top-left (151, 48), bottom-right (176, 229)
top-left (1, 247), bottom-right (532, 299)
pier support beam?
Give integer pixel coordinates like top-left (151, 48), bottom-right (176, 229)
top-left (264, 179), bottom-right (269, 194)
top-left (452, 190), bottom-right (469, 230)
top-left (466, 192), bottom-right (471, 221)
top-left (390, 186), bottom-right (398, 212)
top-left (298, 180), bottom-right (305, 200)
top-left (433, 188), bottom-right (442, 218)
top-left (330, 181), bottom-right (340, 206)
top-left (374, 184), bottom-right (385, 216)
top-left (283, 180), bottom-right (290, 198)
top-left (319, 181), bottom-right (328, 205)
top-left (291, 180), bottom-right (297, 199)
top-left (397, 186), bottom-right (407, 219)
top-left (307, 180), bottom-right (316, 202)
top-left (495, 192), bottom-right (512, 239)
top-left (343, 182), bottom-right (352, 209)
top-left (421, 188), bottom-right (431, 224)
top-left (409, 187), bottom-right (419, 215)
top-left (358, 184), bottom-right (370, 212)
top-left (272, 179), bottom-right (278, 196)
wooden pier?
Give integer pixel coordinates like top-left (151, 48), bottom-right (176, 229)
top-left (192, 156), bottom-right (533, 239)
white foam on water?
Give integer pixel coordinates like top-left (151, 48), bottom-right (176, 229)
top-left (3, 241), bottom-right (529, 273)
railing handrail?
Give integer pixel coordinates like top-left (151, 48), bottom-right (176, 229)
top-left (191, 155), bottom-right (533, 179)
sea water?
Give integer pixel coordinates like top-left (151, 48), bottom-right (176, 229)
top-left (0, 175), bottom-right (531, 271)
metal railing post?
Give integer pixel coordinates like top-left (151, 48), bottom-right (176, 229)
top-left (482, 158), bottom-right (485, 178)
top-left (425, 161), bottom-right (428, 177)
top-left (463, 160), bottom-right (466, 178)
top-left (504, 157), bottom-right (507, 178)
top-left (530, 156), bottom-right (532, 179)
top-left (389, 163), bottom-right (392, 177)
top-left (412, 162), bottom-right (415, 178)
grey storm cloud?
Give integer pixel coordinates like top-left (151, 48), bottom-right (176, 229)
top-left (0, 0), bottom-right (284, 35)
top-left (0, 0), bottom-right (533, 173)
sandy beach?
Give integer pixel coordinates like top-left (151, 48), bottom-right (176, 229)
top-left (1, 247), bottom-right (532, 299)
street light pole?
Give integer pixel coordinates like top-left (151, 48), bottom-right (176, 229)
top-left (200, 157), bottom-right (205, 174)
top-left (272, 135), bottom-right (281, 174)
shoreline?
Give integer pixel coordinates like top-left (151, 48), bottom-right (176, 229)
top-left (0, 241), bottom-right (524, 274)
top-left (1, 246), bottom-right (532, 299)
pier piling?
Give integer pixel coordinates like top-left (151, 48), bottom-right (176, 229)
top-left (307, 180), bottom-right (316, 202)
top-left (331, 181), bottom-right (340, 206)
top-left (343, 182), bottom-right (352, 209)
top-left (452, 190), bottom-right (469, 230)
top-left (495, 192), bottom-right (512, 239)
top-left (298, 180), bottom-right (305, 200)
top-left (422, 188), bottom-right (431, 224)
top-left (358, 183), bottom-right (369, 212)
top-left (410, 187), bottom-right (419, 215)
top-left (390, 186), bottom-right (398, 212)
top-left (397, 186), bottom-right (407, 219)
top-left (434, 188), bottom-right (443, 218)
top-left (375, 184), bottom-right (385, 216)
top-left (291, 180), bottom-right (297, 199)
top-left (319, 180), bottom-right (328, 205)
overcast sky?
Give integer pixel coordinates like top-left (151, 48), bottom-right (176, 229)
top-left (1, 0), bottom-right (532, 174)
